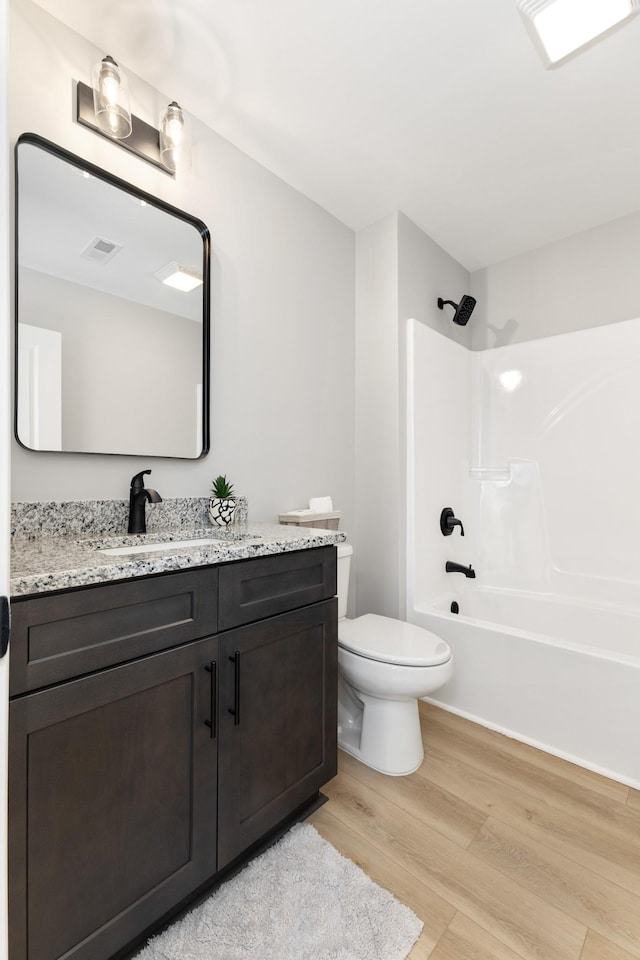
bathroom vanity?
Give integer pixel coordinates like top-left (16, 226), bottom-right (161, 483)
top-left (8, 521), bottom-right (340, 960)
top-left (12, 132), bottom-right (341, 960)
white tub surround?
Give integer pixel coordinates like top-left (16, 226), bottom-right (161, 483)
top-left (407, 315), bottom-right (640, 789)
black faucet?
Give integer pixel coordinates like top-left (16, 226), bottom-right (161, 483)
top-left (440, 507), bottom-right (464, 537)
top-left (128, 470), bottom-right (162, 534)
top-left (445, 561), bottom-right (476, 579)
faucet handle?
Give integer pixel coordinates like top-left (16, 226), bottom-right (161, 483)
top-left (130, 469), bottom-right (152, 490)
top-left (440, 507), bottom-right (465, 537)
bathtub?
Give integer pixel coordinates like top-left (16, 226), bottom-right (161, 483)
top-left (410, 587), bottom-right (640, 788)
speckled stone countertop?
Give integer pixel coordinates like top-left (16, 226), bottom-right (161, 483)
top-left (10, 499), bottom-right (346, 598)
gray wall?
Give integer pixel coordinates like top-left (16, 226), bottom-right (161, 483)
top-left (354, 213), bottom-right (399, 617)
top-left (10, 0), bottom-right (355, 533)
top-left (0, 0), bottom-right (9, 941)
top-left (19, 268), bottom-right (202, 457)
top-left (470, 212), bottom-right (640, 350)
top-left (398, 213), bottom-right (473, 351)
top-left (354, 212), bottom-right (469, 618)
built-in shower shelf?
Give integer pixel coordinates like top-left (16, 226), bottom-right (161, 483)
top-left (469, 466), bottom-right (512, 482)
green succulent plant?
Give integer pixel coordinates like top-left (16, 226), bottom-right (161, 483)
top-left (211, 474), bottom-right (235, 499)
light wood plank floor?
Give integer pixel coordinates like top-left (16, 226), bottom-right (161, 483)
top-left (309, 702), bottom-right (640, 960)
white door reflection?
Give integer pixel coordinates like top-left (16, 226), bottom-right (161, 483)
top-left (17, 323), bottom-right (62, 450)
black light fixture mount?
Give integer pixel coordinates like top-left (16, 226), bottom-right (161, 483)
top-left (76, 79), bottom-right (174, 177)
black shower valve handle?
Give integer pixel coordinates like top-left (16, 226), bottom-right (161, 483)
top-left (440, 507), bottom-right (465, 537)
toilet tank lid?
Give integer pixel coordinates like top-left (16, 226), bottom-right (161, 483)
top-left (337, 542), bottom-right (353, 558)
top-left (339, 614), bottom-right (451, 666)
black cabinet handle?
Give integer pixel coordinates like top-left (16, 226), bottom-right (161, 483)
top-left (0, 596), bottom-right (9, 659)
top-left (204, 661), bottom-right (216, 738)
top-left (228, 651), bottom-right (241, 726)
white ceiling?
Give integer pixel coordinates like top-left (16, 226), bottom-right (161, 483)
top-left (18, 140), bottom-right (204, 321)
top-left (29, 0), bottom-right (640, 270)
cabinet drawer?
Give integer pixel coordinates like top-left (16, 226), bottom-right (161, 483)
top-left (218, 546), bottom-right (337, 630)
top-left (10, 568), bottom-right (218, 695)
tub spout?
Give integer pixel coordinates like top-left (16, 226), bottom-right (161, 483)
top-left (445, 561), bottom-right (476, 579)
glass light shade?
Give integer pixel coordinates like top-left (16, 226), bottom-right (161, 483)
top-left (91, 55), bottom-right (132, 139)
top-left (518, 0), bottom-right (640, 64)
top-left (160, 101), bottom-right (192, 173)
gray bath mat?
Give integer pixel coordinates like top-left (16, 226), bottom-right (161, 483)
top-left (135, 822), bottom-right (423, 960)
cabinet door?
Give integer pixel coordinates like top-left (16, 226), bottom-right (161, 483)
top-left (217, 599), bottom-right (337, 869)
top-left (9, 636), bottom-right (219, 960)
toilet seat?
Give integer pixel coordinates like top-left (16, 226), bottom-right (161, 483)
top-left (338, 614), bottom-right (451, 667)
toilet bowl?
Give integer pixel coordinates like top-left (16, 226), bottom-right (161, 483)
top-left (336, 544), bottom-right (453, 776)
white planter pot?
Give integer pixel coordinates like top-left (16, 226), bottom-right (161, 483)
top-left (209, 497), bottom-right (237, 526)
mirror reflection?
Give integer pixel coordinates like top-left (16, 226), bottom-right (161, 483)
top-left (15, 134), bottom-right (210, 458)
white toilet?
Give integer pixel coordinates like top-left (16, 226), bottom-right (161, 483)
top-left (336, 543), bottom-right (453, 776)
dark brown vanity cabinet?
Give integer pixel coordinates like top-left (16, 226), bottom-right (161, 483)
top-left (8, 546), bottom-right (337, 960)
top-left (9, 637), bottom-right (219, 960)
top-left (215, 549), bottom-right (338, 868)
top-left (217, 601), bottom-right (337, 868)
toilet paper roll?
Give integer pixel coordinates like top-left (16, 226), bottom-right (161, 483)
top-left (309, 496), bottom-right (333, 512)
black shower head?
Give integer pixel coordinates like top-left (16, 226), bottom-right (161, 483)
top-left (437, 295), bottom-right (477, 326)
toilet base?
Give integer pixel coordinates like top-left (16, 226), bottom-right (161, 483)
top-left (338, 679), bottom-right (424, 776)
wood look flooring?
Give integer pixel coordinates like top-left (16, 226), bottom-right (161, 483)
top-left (309, 702), bottom-right (640, 960)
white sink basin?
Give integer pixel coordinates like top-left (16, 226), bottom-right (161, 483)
top-left (99, 535), bottom-right (264, 557)
top-left (100, 537), bottom-right (227, 557)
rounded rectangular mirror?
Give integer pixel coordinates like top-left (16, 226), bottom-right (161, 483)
top-left (15, 133), bottom-right (210, 458)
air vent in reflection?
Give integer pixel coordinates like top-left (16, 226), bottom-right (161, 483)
top-left (81, 236), bottom-right (122, 264)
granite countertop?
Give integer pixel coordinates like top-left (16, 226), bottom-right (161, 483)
top-left (10, 523), bottom-right (347, 598)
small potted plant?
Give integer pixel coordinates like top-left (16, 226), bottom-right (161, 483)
top-left (209, 474), bottom-right (238, 526)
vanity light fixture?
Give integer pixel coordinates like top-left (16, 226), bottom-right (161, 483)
top-left (76, 56), bottom-right (191, 177)
top-left (517, 0), bottom-right (640, 65)
top-left (154, 262), bottom-right (203, 292)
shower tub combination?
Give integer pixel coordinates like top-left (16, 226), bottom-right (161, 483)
top-left (406, 314), bottom-right (640, 789)
top-left (411, 587), bottom-right (640, 789)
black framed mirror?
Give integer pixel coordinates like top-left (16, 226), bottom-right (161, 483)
top-left (15, 133), bottom-right (210, 459)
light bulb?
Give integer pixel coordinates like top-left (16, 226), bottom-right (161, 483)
top-left (98, 56), bottom-right (121, 105)
top-left (91, 54), bottom-right (132, 140)
top-left (165, 105), bottom-right (184, 146)
top-left (160, 101), bottom-right (191, 173)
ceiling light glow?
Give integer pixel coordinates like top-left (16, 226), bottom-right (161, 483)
top-left (518, 0), bottom-right (640, 64)
top-left (154, 262), bottom-right (203, 292)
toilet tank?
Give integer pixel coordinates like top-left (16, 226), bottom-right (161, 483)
top-left (336, 542), bottom-right (353, 619)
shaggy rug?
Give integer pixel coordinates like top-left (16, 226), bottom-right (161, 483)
top-left (135, 823), bottom-right (423, 960)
